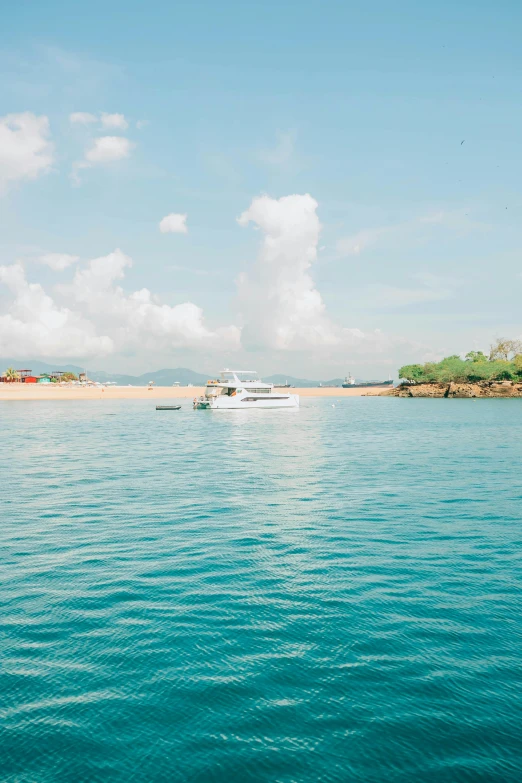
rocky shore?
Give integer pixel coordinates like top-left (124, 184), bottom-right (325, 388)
top-left (381, 381), bottom-right (522, 398)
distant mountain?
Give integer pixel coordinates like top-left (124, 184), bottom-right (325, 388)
top-left (265, 374), bottom-right (322, 388)
top-left (91, 369), bottom-right (344, 387)
top-left (89, 367), bottom-right (210, 386)
top-left (0, 359), bottom-right (87, 375)
top-left (0, 360), bottom-right (211, 386)
top-left (322, 378), bottom-right (346, 387)
top-left (1, 360), bottom-right (377, 387)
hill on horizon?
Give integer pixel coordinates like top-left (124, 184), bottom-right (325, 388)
top-left (0, 360), bottom-right (386, 387)
top-left (0, 359), bottom-right (88, 376)
top-left (0, 360), bottom-right (211, 386)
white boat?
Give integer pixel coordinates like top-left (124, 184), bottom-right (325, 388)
top-left (193, 370), bottom-right (299, 410)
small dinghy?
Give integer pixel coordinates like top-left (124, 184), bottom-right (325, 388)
top-left (156, 405), bottom-right (181, 411)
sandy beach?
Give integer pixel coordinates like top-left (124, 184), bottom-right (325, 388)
top-left (0, 385), bottom-right (384, 401)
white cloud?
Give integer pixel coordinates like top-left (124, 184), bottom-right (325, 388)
top-left (59, 249), bottom-right (240, 353)
top-left (236, 193), bottom-right (411, 360)
top-left (0, 250), bottom-right (240, 360)
top-left (72, 135), bottom-right (135, 183)
top-left (159, 213), bottom-right (188, 234)
top-left (37, 253), bottom-right (80, 271)
top-left (100, 112), bottom-right (128, 130)
top-left (0, 113), bottom-right (53, 192)
top-left (85, 136), bottom-right (134, 163)
top-left (237, 194), bottom-right (340, 350)
top-left (69, 112), bottom-right (97, 125)
top-left (0, 263), bottom-right (113, 358)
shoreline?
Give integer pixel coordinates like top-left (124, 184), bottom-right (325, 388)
top-left (381, 381), bottom-right (522, 398)
top-left (0, 385), bottom-right (384, 401)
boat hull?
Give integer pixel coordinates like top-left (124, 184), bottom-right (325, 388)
top-left (195, 393), bottom-right (299, 410)
top-left (342, 380), bottom-right (393, 389)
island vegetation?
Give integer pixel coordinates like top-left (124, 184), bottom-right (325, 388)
top-left (399, 339), bottom-right (522, 384)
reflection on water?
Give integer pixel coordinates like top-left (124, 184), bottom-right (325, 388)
top-left (1, 398), bottom-right (522, 782)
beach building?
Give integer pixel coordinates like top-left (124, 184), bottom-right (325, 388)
top-left (18, 370), bottom-right (41, 383)
top-left (1, 368), bottom-right (84, 383)
top-left (0, 368), bottom-right (56, 383)
top-left (0, 369), bottom-right (39, 383)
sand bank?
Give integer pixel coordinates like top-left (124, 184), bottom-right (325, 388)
top-left (0, 385), bottom-right (384, 401)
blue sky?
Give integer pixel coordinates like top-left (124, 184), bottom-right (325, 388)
top-left (0, 0), bottom-right (521, 377)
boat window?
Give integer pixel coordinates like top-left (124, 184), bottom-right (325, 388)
top-left (242, 396), bottom-right (287, 401)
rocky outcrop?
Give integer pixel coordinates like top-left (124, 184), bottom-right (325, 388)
top-left (381, 381), bottom-right (522, 398)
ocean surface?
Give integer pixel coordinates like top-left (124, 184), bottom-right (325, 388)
top-left (1, 397), bottom-right (522, 782)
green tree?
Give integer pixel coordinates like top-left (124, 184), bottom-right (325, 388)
top-left (435, 356), bottom-right (470, 383)
top-left (5, 367), bottom-right (20, 382)
top-left (398, 364), bottom-right (424, 381)
top-left (398, 347), bottom-right (522, 385)
top-left (465, 350), bottom-right (488, 363)
top-left (61, 372), bottom-right (78, 382)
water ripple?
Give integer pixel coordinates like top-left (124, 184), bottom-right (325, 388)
top-left (1, 398), bottom-right (522, 782)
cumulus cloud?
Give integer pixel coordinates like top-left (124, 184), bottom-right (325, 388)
top-left (85, 136), bottom-right (134, 163)
top-left (0, 263), bottom-right (113, 358)
top-left (0, 250), bottom-right (240, 360)
top-left (236, 193), bottom-right (405, 361)
top-left (59, 249), bottom-right (240, 353)
top-left (237, 194), bottom-right (339, 350)
top-left (100, 112), bottom-right (128, 130)
top-left (37, 253), bottom-right (80, 271)
top-left (159, 213), bottom-right (188, 234)
top-left (0, 113), bottom-right (53, 192)
top-left (69, 112), bottom-right (97, 125)
top-left (72, 136), bottom-right (135, 183)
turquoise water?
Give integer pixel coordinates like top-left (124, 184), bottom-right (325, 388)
top-left (1, 398), bottom-right (522, 782)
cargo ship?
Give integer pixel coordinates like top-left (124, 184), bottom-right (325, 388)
top-left (342, 373), bottom-right (393, 389)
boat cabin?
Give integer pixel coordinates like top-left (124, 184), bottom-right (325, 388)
top-left (204, 369), bottom-right (273, 398)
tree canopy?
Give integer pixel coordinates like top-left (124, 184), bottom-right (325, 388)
top-left (399, 340), bottom-right (522, 383)
top-left (489, 338), bottom-right (522, 361)
top-left (5, 367), bottom-right (20, 382)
